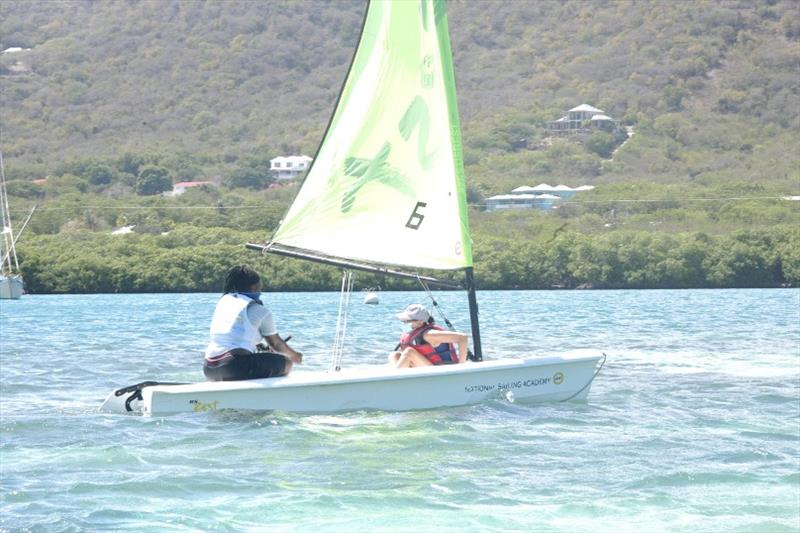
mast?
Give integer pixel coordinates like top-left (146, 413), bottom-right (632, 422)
top-left (465, 267), bottom-right (483, 361)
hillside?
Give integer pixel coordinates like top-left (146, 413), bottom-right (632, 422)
top-left (0, 0), bottom-right (798, 292)
top-left (2, 1), bottom-right (798, 188)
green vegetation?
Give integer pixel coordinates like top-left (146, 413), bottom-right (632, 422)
top-left (1, 0), bottom-right (798, 293)
top-left (472, 225), bottom-right (798, 290)
top-left (17, 223), bottom-right (798, 293)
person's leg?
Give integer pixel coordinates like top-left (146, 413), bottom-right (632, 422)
top-left (204, 350), bottom-right (289, 381)
top-left (388, 351), bottom-right (401, 365)
top-left (395, 347), bottom-right (433, 368)
top-left (204, 349), bottom-right (250, 381)
top-left (250, 352), bottom-right (291, 378)
top-left (203, 362), bottom-right (224, 381)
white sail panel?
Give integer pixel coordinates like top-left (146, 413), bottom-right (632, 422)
top-left (270, 0), bottom-right (472, 271)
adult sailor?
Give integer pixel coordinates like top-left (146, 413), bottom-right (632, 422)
top-left (204, 265), bottom-right (302, 381)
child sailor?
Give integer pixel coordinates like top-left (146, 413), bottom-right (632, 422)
top-left (389, 304), bottom-right (469, 368)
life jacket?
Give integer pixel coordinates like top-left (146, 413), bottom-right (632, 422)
top-left (206, 293), bottom-right (262, 358)
top-left (398, 324), bottom-right (458, 365)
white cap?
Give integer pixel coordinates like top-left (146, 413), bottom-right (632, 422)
top-left (395, 304), bottom-right (431, 323)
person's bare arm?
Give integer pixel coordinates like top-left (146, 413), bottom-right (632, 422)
top-left (266, 334), bottom-right (303, 364)
top-left (423, 330), bottom-right (469, 363)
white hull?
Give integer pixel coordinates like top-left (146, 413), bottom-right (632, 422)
top-left (0, 275), bottom-right (23, 299)
top-left (101, 353), bottom-right (604, 415)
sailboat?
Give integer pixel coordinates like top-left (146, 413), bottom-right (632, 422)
top-left (101, 0), bottom-right (605, 414)
top-left (0, 153), bottom-right (26, 300)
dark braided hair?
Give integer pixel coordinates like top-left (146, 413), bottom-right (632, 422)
top-left (223, 265), bottom-right (261, 294)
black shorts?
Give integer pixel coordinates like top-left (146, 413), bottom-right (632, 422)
top-left (203, 349), bottom-right (288, 381)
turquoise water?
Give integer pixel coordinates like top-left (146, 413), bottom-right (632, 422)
top-left (1, 289), bottom-right (798, 531)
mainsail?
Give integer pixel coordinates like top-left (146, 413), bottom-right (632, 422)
top-left (268, 0), bottom-right (471, 272)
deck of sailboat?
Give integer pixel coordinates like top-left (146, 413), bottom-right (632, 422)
top-left (100, 352), bottom-right (604, 414)
top-left (174, 352), bottom-right (599, 391)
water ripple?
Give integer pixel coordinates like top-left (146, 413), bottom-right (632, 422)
top-left (0, 289), bottom-right (798, 531)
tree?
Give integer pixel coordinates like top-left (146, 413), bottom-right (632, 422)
top-left (82, 162), bottom-right (114, 185)
top-left (584, 131), bottom-right (616, 159)
top-left (5, 180), bottom-right (45, 199)
top-left (117, 152), bottom-right (148, 176)
top-left (226, 166), bottom-right (270, 190)
top-left (135, 165), bottom-right (172, 195)
top-left (191, 111), bottom-right (218, 130)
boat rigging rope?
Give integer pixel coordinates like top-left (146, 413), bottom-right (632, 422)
top-left (0, 152), bottom-right (20, 272)
top-left (418, 276), bottom-right (481, 362)
top-left (417, 277), bottom-right (455, 330)
top-left (559, 352), bottom-right (607, 402)
top-left (330, 269), bottom-right (355, 373)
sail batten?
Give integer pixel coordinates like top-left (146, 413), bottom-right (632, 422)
top-left (269, 0), bottom-right (472, 272)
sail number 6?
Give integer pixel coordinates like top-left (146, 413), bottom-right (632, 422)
top-left (406, 201), bottom-right (427, 230)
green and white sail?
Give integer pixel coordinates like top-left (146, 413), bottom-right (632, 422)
top-left (269, 0), bottom-right (472, 271)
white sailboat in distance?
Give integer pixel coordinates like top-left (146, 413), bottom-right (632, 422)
top-left (101, 0), bottom-right (605, 415)
top-left (0, 152), bottom-right (26, 300)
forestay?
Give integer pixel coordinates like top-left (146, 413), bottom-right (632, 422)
top-left (269, 0), bottom-right (472, 272)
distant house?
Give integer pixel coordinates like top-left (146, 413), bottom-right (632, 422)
top-left (2, 47), bottom-right (30, 54)
top-left (485, 183), bottom-right (595, 212)
top-left (170, 180), bottom-right (213, 196)
top-left (270, 155), bottom-right (313, 180)
top-left (485, 193), bottom-right (562, 212)
top-left (111, 225), bottom-right (136, 235)
top-left (511, 183), bottom-right (595, 199)
top-left (2, 47), bottom-right (32, 75)
top-left (546, 104), bottom-right (622, 136)
top-left (6, 61), bottom-right (30, 74)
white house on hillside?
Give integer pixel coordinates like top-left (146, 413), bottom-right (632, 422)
top-left (270, 155), bottom-right (313, 180)
top-left (485, 183), bottom-right (595, 212)
top-left (485, 193), bottom-right (563, 212)
top-left (170, 181), bottom-right (213, 196)
top-left (511, 183), bottom-right (595, 199)
top-left (546, 104), bottom-right (621, 135)
top-left (2, 47), bottom-right (30, 54)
